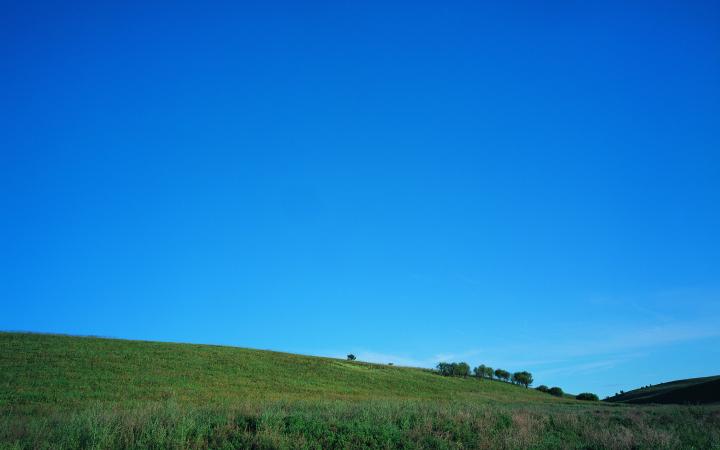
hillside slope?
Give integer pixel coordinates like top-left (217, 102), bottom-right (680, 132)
top-left (606, 375), bottom-right (720, 405)
top-left (0, 332), bottom-right (566, 411)
top-left (3, 332), bottom-right (720, 449)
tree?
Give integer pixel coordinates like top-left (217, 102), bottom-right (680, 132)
top-left (437, 362), bottom-right (453, 376)
top-left (438, 362), bottom-right (470, 377)
top-left (473, 364), bottom-right (484, 378)
top-left (512, 371), bottom-right (533, 388)
top-left (475, 364), bottom-right (494, 380)
top-left (454, 362), bottom-right (471, 378)
top-left (483, 366), bottom-right (494, 379)
top-left (549, 387), bottom-right (564, 397)
top-left (474, 364), bottom-right (491, 379)
top-left (494, 369), bottom-right (510, 382)
top-left (576, 393), bottom-right (599, 401)
top-left (347, 354), bottom-right (356, 361)
top-left (536, 385), bottom-right (549, 393)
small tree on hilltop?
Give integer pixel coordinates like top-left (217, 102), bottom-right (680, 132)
top-left (474, 364), bottom-right (488, 379)
top-left (536, 385), bottom-right (549, 393)
top-left (347, 354), bottom-right (356, 361)
top-left (576, 393), bottom-right (599, 401)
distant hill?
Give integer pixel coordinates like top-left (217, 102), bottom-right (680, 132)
top-left (606, 375), bottom-right (720, 405)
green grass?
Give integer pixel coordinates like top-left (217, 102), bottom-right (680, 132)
top-left (0, 332), bottom-right (572, 409)
top-left (2, 332), bottom-right (719, 449)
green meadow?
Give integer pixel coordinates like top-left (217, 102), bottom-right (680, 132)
top-left (2, 332), bottom-right (719, 449)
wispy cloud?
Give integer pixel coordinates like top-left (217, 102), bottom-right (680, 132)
top-left (432, 349), bottom-right (484, 363)
top-left (334, 318), bottom-right (720, 373)
top-left (545, 321), bottom-right (720, 359)
top-left (317, 285), bottom-right (720, 398)
top-left (534, 358), bottom-right (629, 378)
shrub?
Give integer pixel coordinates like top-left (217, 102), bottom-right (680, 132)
top-left (536, 385), bottom-right (549, 393)
top-left (549, 387), bottom-right (564, 397)
top-left (347, 354), bottom-right (356, 361)
top-left (576, 393), bottom-right (599, 401)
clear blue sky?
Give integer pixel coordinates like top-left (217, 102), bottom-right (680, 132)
top-left (2, 0), bottom-right (719, 397)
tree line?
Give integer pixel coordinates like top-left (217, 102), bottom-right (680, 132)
top-left (345, 355), bottom-right (599, 401)
top-left (435, 361), bottom-right (598, 401)
top-left (435, 362), bottom-right (532, 388)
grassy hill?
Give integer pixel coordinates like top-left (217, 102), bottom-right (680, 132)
top-left (606, 375), bottom-right (720, 405)
top-left (0, 332), bottom-right (568, 410)
top-left (2, 332), bottom-right (719, 449)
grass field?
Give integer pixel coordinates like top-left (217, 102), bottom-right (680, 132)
top-left (2, 332), bottom-right (719, 449)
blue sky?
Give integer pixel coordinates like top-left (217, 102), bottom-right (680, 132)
top-left (2, 0), bottom-right (719, 397)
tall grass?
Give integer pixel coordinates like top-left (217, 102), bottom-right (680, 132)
top-left (2, 400), bottom-right (719, 449)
